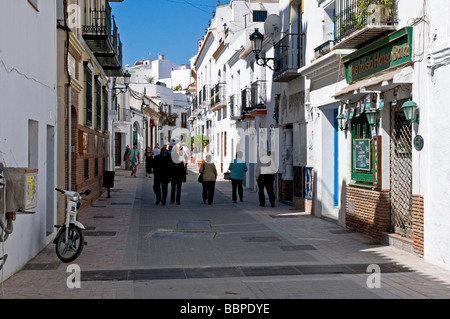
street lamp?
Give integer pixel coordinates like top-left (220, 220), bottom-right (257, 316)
top-left (365, 108), bottom-right (379, 127)
top-left (401, 100), bottom-right (419, 124)
top-left (114, 70), bottom-right (131, 95)
top-left (336, 113), bottom-right (348, 131)
top-left (249, 28), bottom-right (275, 70)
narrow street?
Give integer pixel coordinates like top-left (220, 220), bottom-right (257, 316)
top-left (2, 164), bottom-right (450, 304)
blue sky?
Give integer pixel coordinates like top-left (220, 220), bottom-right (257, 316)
top-left (110, 0), bottom-right (220, 67)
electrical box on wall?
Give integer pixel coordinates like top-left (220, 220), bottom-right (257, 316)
top-left (2, 168), bottom-right (38, 213)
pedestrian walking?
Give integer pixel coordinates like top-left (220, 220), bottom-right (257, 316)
top-left (128, 143), bottom-right (140, 178)
top-left (228, 151), bottom-right (248, 203)
top-left (170, 151), bottom-right (187, 205)
top-left (256, 150), bottom-right (277, 207)
top-left (199, 154), bottom-right (217, 205)
top-left (124, 144), bottom-right (131, 170)
top-left (152, 146), bottom-right (171, 205)
top-left (144, 146), bottom-right (153, 178)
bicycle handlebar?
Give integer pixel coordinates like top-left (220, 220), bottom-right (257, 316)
top-left (55, 188), bottom-right (65, 194)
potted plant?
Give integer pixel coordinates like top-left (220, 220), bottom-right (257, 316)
top-left (357, 0), bottom-right (395, 24)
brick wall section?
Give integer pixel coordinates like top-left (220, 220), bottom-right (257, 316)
top-left (412, 194), bottom-right (424, 257)
top-left (346, 186), bottom-right (390, 241)
top-left (72, 124), bottom-right (109, 211)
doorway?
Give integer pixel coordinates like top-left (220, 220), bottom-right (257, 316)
top-left (389, 100), bottom-right (413, 237)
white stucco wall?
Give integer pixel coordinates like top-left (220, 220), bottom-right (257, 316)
top-left (0, 1), bottom-right (58, 281)
top-left (422, 0), bottom-right (450, 270)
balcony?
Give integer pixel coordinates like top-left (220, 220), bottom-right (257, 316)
top-left (229, 94), bottom-right (242, 121)
top-left (334, 0), bottom-right (398, 50)
top-left (82, 2), bottom-right (123, 76)
top-left (273, 33), bottom-right (303, 82)
top-left (210, 82), bottom-right (227, 111)
top-left (198, 85), bottom-right (211, 109)
top-left (250, 80), bottom-right (267, 109)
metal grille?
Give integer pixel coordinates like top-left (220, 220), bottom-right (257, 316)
top-left (390, 100), bottom-right (413, 237)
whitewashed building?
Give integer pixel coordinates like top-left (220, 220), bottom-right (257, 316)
top-left (192, 0), bottom-right (280, 190)
top-left (113, 56), bottom-right (193, 166)
top-left (0, 0), bottom-right (58, 281)
top-left (274, 0), bottom-right (450, 272)
top-left (421, 0), bottom-right (450, 270)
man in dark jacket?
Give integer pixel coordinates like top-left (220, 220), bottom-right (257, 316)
top-left (153, 146), bottom-right (171, 205)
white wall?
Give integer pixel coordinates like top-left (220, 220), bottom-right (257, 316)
top-left (0, 1), bottom-right (57, 281)
top-left (423, 0), bottom-right (450, 270)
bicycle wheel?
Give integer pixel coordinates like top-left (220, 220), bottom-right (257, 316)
top-left (55, 225), bottom-right (84, 263)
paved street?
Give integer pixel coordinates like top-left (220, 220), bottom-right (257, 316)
top-left (2, 164), bottom-right (450, 303)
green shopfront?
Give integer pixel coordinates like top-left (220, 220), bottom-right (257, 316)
top-left (333, 27), bottom-right (423, 252)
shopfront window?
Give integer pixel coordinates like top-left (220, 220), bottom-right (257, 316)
top-left (351, 115), bottom-right (373, 183)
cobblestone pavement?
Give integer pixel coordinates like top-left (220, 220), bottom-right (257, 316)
top-left (2, 164), bottom-right (450, 303)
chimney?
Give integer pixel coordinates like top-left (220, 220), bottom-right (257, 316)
top-left (158, 54), bottom-right (165, 60)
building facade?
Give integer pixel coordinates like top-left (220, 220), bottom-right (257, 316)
top-left (56, 0), bottom-right (125, 220)
top-left (0, 0), bottom-right (58, 281)
top-left (191, 0), bottom-right (281, 191)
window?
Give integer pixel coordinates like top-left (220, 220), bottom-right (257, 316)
top-left (181, 113), bottom-right (187, 128)
top-left (103, 86), bottom-right (108, 133)
top-left (84, 159), bottom-right (89, 181)
top-left (85, 65), bottom-right (93, 126)
top-left (96, 79), bottom-right (102, 131)
top-left (224, 132), bottom-right (227, 157)
top-left (28, 0), bottom-right (39, 11)
top-left (350, 115), bottom-right (373, 183)
top-left (95, 158), bottom-right (99, 177)
top-left (253, 10), bottom-right (267, 22)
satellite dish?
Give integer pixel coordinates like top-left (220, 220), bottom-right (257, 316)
top-left (264, 14), bottom-right (282, 42)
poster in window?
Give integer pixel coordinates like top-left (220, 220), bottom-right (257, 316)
top-left (354, 138), bottom-right (371, 171)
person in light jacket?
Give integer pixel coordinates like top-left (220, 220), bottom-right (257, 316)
top-left (228, 151), bottom-right (248, 203)
top-left (199, 154), bottom-right (217, 205)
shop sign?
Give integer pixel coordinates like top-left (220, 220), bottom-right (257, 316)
top-left (343, 27), bottom-right (413, 83)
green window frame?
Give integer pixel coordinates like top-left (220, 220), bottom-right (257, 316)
top-left (103, 86), bottom-right (108, 133)
top-left (96, 79), bottom-right (102, 131)
top-left (85, 65), bottom-right (92, 126)
top-left (351, 115), bottom-right (373, 183)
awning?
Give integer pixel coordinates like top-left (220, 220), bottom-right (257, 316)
top-left (332, 66), bottom-right (413, 101)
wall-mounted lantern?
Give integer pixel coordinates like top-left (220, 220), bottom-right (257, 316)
top-left (336, 113), bottom-right (348, 131)
top-left (365, 108), bottom-right (379, 128)
top-left (401, 100), bottom-right (419, 124)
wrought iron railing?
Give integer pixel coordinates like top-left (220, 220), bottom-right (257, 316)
top-left (229, 94), bottom-right (241, 119)
top-left (199, 85), bottom-right (211, 108)
top-left (241, 88), bottom-right (252, 112)
top-left (210, 82), bottom-right (227, 108)
top-left (334, 0), bottom-right (398, 42)
top-left (273, 33), bottom-right (302, 78)
top-left (82, 3), bottom-right (123, 65)
top-left (250, 80), bottom-right (266, 109)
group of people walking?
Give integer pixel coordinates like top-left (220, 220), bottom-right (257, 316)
top-left (127, 144), bottom-right (276, 208)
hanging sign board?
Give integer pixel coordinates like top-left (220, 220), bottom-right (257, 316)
top-left (343, 27), bottom-right (413, 83)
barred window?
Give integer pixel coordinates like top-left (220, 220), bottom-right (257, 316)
top-left (85, 65), bottom-right (92, 126)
